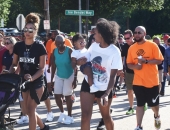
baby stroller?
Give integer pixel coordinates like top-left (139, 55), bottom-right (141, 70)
top-left (0, 73), bottom-right (22, 130)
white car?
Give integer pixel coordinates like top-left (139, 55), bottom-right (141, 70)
top-left (0, 28), bottom-right (19, 36)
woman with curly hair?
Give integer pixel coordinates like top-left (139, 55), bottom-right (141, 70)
top-left (78, 20), bottom-right (123, 130)
top-left (9, 13), bottom-right (49, 130)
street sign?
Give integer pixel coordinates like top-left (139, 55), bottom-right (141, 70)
top-left (43, 20), bottom-right (50, 30)
top-left (16, 14), bottom-right (25, 30)
top-left (65, 10), bottom-right (94, 16)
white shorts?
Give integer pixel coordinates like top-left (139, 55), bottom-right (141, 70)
top-left (54, 73), bottom-right (74, 96)
top-left (45, 65), bottom-right (55, 83)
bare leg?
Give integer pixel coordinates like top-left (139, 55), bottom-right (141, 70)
top-left (24, 87), bottom-right (45, 130)
top-left (65, 95), bottom-right (72, 116)
top-left (136, 106), bottom-right (145, 127)
top-left (83, 66), bottom-right (93, 86)
top-left (55, 94), bottom-right (64, 112)
top-left (127, 90), bottom-right (134, 108)
top-left (97, 98), bottom-right (114, 130)
top-left (47, 82), bottom-right (52, 93)
top-left (152, 105), bottom-right (159, 117)
top-left (19, 100), bottom-right (27, 116)
top-left (44, 98), bottom-right (52, 112)
top-left (80, 92), bottom-right (95, 130)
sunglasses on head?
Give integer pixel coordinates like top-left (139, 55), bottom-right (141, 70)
top-left (124, 37), bottom-right (131, 40)
top-left (134, 31), bottom-right (142, 34)
top-left (23, 28), bottom-right (34, 33)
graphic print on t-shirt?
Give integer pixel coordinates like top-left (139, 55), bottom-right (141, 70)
top-left (91, 52), bottom-right (108, 83)
top-left (20, 51), bottom-right (35, 71)
top-left (136, 49), bottom-right (145, 56)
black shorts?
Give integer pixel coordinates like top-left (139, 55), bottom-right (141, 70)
top-left (133, 85), bottom-right (159, 107)
top-left (21, 76), bottom-right (45, 104)
top-left (22, 76), bottom-right (45, 92)
top-left (81, 79), bottom-right (113, 99)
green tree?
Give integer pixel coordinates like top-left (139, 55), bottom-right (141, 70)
top-left (0, 0), bottom-right (12, 26)
top-left (129, 0), bottom-right (170, 36)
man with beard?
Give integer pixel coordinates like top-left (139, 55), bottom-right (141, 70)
top-left (127, 26), bottom-right (163, 130)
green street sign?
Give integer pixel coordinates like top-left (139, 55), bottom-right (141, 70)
top-left (65, 10), bottom-right (94, 16)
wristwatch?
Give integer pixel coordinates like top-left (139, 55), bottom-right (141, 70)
top-left (145, 59), bottom-right (148, 64)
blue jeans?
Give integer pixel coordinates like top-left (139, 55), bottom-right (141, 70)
top-left (160, 75), bottom-right (166, 93)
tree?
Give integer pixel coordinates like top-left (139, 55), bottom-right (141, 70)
top-left (30, 0), bottom-right (164, 23)
top-left (0, 0), bottom-right (12, 26)
top-left (129, 0), bottom-right (170, 36)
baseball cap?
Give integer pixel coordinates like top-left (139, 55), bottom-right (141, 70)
top-left (163, 34), bottom-right (169, 40)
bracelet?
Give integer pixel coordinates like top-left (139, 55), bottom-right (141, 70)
top-left (137, 63), bottom-right (142, 65)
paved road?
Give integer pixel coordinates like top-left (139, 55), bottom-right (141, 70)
top-left (6, 71), bottom-right (170, 130)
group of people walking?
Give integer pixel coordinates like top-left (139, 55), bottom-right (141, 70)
top-left (0, 12), bottom-right (168, 130)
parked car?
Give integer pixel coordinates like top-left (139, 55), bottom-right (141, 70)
top-left (0, 28), bottom-right (19, 36)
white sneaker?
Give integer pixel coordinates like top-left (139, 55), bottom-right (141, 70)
top-left (134, 126), bottom-right (143, 130)
top-left (90, 84), bottom-right (98, 93)
top-left (16, 116), bottom-right (29, 124)
top-left (46, 112), bottom-right (54, 122)
top-left (57, 112), bottom-right (66, 123)
top-left (63, 116), bottom-right (74, 124)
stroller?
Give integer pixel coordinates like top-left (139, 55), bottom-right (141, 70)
top-left (0, 73), bottom-right (22, 130)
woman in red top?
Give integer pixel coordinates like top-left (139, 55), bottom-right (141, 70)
top-left (0, 32), bottom-right (7, 72)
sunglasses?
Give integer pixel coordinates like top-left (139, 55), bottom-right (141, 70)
top-left (79, 41), bottom-right (86, 45)
top-left (4, 42), bottom-right (11, 45)
top-left (23, 28), bottom-right (34, 33)
top-left (124, 37), bottom-right (131, 40)
top-left (134, 31), bottom-right (142, 34)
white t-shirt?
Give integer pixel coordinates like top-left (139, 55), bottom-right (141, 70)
top-left (85, 42), bottom-right (123, 91)
top-left (71, 48), bottom-right (90, 61)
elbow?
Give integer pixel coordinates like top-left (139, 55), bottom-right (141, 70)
top-left (157, 61), bottom-right (162, 65)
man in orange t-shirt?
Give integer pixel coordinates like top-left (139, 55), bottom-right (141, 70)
top-left (127, 26), bottom-right (163, 130)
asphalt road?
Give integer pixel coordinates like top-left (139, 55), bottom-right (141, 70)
top-left (5, 71), bottom-right (170, 130)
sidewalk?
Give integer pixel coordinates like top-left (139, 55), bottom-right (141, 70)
top-left (9, 72), bottom-right (170, 130)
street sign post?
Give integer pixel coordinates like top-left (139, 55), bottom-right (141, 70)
top-left (43, 20), bottom-right (50, 30)
top-left (16, 14), bottom-right (25, 30)
top-left (65, 10), bottom-right (94, 16)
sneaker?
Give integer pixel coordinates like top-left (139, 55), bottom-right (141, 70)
top-left (40, 124), bottom-right (50, 130)
top-left (154, 115), bottom-right (161, 130)
top-left (126, 107), bottom-right (134, 115)
top-left (97, 118), bottom-right (105, 130)
top-left (46, 112), bottom-right (54, 122)
top-left (16, 116), bottom-right (29, 124)
top-left (63, 116), bottom-right (74, 124)
top-left (134, 126), bottom-right (143, 130)
top-left (57, 112), bottom-right (66, 123)
top-left (90, 84), bottom-right (98, 93)
top-left (144, 103), bottom-right (148, 111)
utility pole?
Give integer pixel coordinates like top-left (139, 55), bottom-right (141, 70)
top-left (44, 0), bottom-right (50, 37)
top-left (85, 0), bottom-right (89, 36)
top-left (79, 0), bottom-right (82, 33)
